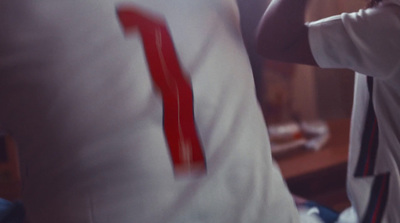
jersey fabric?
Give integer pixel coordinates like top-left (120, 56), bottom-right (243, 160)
top-left (0, 0), bottom-right (300, 222)
top-left (308, 2), bottom-right (400, 222)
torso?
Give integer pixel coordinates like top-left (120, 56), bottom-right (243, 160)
top-left (0, 1), bottom-right (299, 222)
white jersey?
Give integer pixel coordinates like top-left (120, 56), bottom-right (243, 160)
top-left (308, 2), bottom-right (400, 222)
top-left (0, 0), bottom-right (299, 222)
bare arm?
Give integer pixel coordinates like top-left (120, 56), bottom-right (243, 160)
top-left (256, 0), bottom-right (317, 66)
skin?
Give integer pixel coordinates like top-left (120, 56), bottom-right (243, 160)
top-left (256, 0), bottom-right (317, 66)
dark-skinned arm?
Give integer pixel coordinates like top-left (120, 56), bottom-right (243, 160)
top-left (256, 0), bottom-right (317, 66)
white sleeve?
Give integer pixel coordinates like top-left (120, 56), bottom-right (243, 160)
top-left (308, 4), bottom-right (400, 79)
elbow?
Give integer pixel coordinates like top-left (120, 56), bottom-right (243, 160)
top-left (256, 25), bottom-right (272, 57)
top-left (256, 23), bottom-right (284, 60)
top-left (256, 24), bottom-right (315, 65)
top-left (256, 35), bottom-right (281, 61)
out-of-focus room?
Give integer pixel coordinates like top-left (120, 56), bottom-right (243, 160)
top-left (1, 0), bottom-right (364, 215)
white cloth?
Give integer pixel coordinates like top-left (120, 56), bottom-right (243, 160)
top-left (336, 207), bottom-right (358, 223)
top-left (0, 0), bottom-right (299, 222)
top-left (308, 2), bottom-right (400, 222)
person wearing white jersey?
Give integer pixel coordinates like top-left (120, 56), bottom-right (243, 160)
top-left (0, 0), bottom-right (302, 222)
top-left (257, 0), bottom-right (400, 222)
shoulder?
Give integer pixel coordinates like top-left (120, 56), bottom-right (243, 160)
top-left (340, 3), bottom-right (400, 54)
top-left (341, 3), bottom-right (400, 28)
top-left (308, 3), bottom-right (400, 75)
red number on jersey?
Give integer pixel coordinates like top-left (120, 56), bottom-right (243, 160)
top-left (117, 6), bottom-right (206, 176)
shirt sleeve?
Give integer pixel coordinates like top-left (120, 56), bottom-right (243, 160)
top-left (308, 4), bottom-right (400, 79)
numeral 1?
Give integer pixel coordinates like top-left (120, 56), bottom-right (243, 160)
top-left (117, 6), bottom-right (206, 176)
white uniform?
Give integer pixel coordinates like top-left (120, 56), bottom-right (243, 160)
top-left (0, 0), bottom-right (299, 222)
top-left (308, 2), bottom-right (400, 222)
